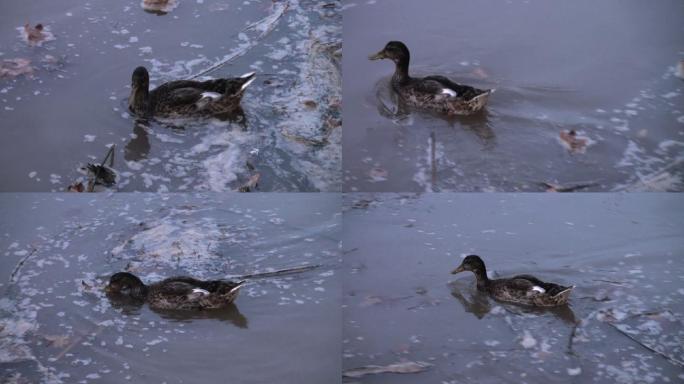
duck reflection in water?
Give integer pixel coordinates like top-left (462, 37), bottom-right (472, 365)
top-left (374, 79), bottom-right (495, 146)
top-left (105, 272), bottom-right (249, 328)
top-left (125, 120), bottom-right (151, 162)
top-left (124, 105), bottom-right (247, 162)
top-left (449, 280), bottom-right (577, 324)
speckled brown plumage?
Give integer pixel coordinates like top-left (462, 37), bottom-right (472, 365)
top-left (106, 272), bottom-right (244, 310)
top-left (369, 41), bottom-right (492, 116)
top-left (128, 66), bottom-right (255, 119)
top-left (451, 255), bottom-right (573, 307)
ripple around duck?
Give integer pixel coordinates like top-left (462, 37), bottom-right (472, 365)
top-left (0, 193), bottom-right (341, 383)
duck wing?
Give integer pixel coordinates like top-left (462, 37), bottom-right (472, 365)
top-left (151, 79), bottom-right (230, 95)
top-left (153, 87), bottom-right (206, 110)
top-left (511, 274), bottom-right (571, 296)
top-left (419, 75), bottom-right (486, 101)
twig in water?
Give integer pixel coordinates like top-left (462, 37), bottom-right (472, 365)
top-left (189, 1), bottom-right (289, 79)
top-left (593, 279), bottom-right (627, 286)
top-left (237, 264), bottom-right (321, 279)
top-left (9, 247), bottom-right (38, 284)
top-left (608, 322), bottom-right (684, 367)
top-left (566, 320), bottom-right (581, 356)
top-left (430, 131), bottom-right (436, 189)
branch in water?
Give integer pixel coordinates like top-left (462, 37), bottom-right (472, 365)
top-left (237, 264), bottom-right (321, 279)
top-left (608, 322), bottom-right (684, 368)
top-left (188, 1), bottom-right (289, 80)
top-left (9, 246), bottom-right (38, 284)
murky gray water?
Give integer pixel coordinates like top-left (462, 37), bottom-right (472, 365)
top-left (343, 0), bottom-right (684, 192)
top-left (0, 0), bottom-right (341, 192)
top-left (343, 193), bottom-right (684, 383)
top-left (0, 193), bottom-right (341, 383)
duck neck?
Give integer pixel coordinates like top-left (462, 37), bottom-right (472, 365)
top-left (473, 268), bottom-right (490, 291)
top-left (129, 86), bottom-right (150, 117)
top-left (130, 283), bottom-right (149, 300)
top-left (392, 57), bottom-right (410, 84)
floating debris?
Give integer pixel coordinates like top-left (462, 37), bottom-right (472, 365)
top-left (0, 58), bottom-right (34, 78)
top-left (237, 173), bottom-right (260, 192)
top-left (18, 23), bottom-right (55, 46)
top-left (539, 181), bottom-right (598, 192)
top-left (141, 0), bottom-right (179, 15)
top-left (676, 60), bottom-right (684, 80)
top-left (66, 181), bottom-right (85, 192)
top-left (558, 129), bottom-right (591, 153)
top-left (343, 361), bottom-right (433, 378)
top-left (68, 145), bottom-right (118, 192)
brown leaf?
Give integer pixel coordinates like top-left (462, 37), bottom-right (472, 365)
top-left (343, 361), bottom-right (432, 378)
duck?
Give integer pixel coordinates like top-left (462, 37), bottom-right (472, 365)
top-left (369, 41), bottom-right (493, 115)
top-left (142, 0), bottom-right (178, 14)
top-left (23, 23), bottom-right (45, 44)
top-left (559, 129), bottom-right (588, 153)
top-left (128, 66), bottom-right (255, 119)
top-left (451, 255), bottom-right (573, 307)
top-left (105, 272), bottom-right (245, 310)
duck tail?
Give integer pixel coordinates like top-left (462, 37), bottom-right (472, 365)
top-left (238, 72), bottom-right (256, 91)
top-left (228, 280), bottom-right (247, 294)
top-left (552, 285), bottom-right (574, 302)
top-left (470, 88), bottom-right (493, 103)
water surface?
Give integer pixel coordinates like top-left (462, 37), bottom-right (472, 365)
top-left (343, 193), bottom-right (684, 383)
top-left (0, 0), bottom-right (341, 192)
top-left (0, 193), bottom-right (341, 383)
top-left (343, 0), bottom-right (684, 192)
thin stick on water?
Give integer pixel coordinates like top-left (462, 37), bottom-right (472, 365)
top-left (566, 321), bottom-right (580, 356)
top-left (188, 1), bottom-right (289, 80)
top-left (237, 264), bottom-right (321, 279)
top-left (608, 322), bottom-right (684, 367)
top-left (430, 131), bottom-right (437, 189)
top-left (9, 247), bottom-right (38, 284)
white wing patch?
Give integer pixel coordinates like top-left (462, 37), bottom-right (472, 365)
top-left (240, 76), bottom-right (256, 91)
top-left (192, 288), bottom-right (210, 296)
top-left (441, 88), bottom-right (458, 97)
top-left (531, 286), bottom-right (546, 294)
top-left (200, 91), bottom-right (222, 100)
top-left (240, 71), bottom-right (256, 79)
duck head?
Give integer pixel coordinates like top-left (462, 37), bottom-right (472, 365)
top-left (369, 41), bottom-right (410, 64)
top-left (105, 272), bottom-right (148, 299)
top-left (129, 67), bottom-right (150, 116)
top-left (131, 66), bottom-right (149, 91)
top-left (451, 255), bottom-right (487, 275)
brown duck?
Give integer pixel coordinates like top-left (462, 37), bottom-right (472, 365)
top-left (105, 272), bottom-right (245, 310)
top-left (128, 66), bottom-right (255, 119)
top-left (451, 255), bottom-right (573, 307)
top-left (369, 41), bottom-right (492, 115)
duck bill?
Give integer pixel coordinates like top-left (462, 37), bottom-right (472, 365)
top-left (451, 265), bottom-right (465, 274)
top-left (368, 50), bottom-right (386, 61)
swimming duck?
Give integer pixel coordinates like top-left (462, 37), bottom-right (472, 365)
top-left (369, 41), bottom-right (492, 115)
top-left (128, 66), bottom-right (255, 119)
top-left (451, 255), bottom-right (573, 307)
top-left (23, 23), bottom-right (45, 44)
top-left (142, 0), bottom-right (178, 14)
top-left (105, 272), bottom-right (245, 310)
